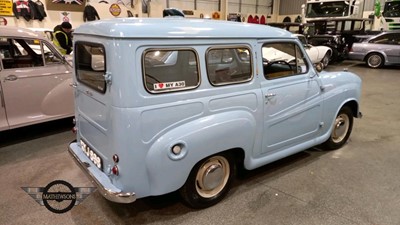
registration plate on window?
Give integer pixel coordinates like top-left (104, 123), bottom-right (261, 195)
top-left (80, 140), bottom-right (103, 170)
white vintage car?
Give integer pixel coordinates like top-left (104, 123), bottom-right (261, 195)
top-left (295, 34), bottom-right (332, 68)
top-left (0, 27), bottom-right (74, 131)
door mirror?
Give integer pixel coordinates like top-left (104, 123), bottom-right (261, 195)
top-left (314, 62), bottom-right (323, 72)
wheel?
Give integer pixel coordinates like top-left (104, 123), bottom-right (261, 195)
top-left (366, 53), bottom-right (384, 68)
top-left (322, 107), bottom-right (353, 150)
top-left (321, 52), bottom-right (330, 68)
top-left (180, 154), bottom-right (235, 209)
top-left (327, 47), bottom-right (338, 64)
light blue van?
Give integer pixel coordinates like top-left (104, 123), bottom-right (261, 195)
top-left (68, 17), bottom-right (362, 209)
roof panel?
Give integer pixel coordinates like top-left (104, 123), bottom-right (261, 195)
top-left (73, 17), bottom-right (293, 39)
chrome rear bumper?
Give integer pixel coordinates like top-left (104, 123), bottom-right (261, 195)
top-left (68, 141), bottom-right (136, 203)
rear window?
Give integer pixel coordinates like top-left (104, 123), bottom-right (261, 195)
top-left (75, 42), bottom-right (106, 93)
top-left (206, 46), bottom-right (252, 86)
top-left (369, 33), bottom-right (400, 45)
top-left (143, 49), bottom-right (200, 93)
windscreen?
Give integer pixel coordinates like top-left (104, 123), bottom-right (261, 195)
top-left (383, 1), bottom-right (400, 17)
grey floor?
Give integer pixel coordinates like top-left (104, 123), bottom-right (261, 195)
top-left (1, 61), bottom-right (399, 225)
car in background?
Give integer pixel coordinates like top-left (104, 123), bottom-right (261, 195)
top-left (265, 23), bottom-right (332, 68)
top-left (0, 26), bottom-right (74, 131)
top-left (295, 34), bottom-right (332, 68)
top-left (348, 31), bottom-right (400, 68)
top-left (307, 18), bottom-right (381, 63)
top-left (28, 28), bottom-right (53, 41)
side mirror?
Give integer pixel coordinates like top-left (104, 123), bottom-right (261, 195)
top-left (314, 62), bottom-right (323, 72)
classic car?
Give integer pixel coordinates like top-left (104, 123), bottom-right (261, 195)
top-left (295, 34), bottom-right (332, 68)
top-left (68, 18), bottom-right (362, 209)
top-left (265, 23), bottom-right (332, 68)
top-left (0, 26), bottom-right (74, 131)
top-left (28, 28), bottom-right (53, 41)
top-left (306, 18), bottom-right (381, 63)
top-left (348, 31), bottom-right (400, 68)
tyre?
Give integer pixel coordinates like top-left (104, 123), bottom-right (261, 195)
top-left (366, 53), bottom-right (384, 68)
top-left (322, 107), bottom-right (353, 150)
top-left (180, 153), bottom-right (235, 209)
top-left (321, 52), bottom-right (330, 68)
top-left (328, 47), bottom-right (339, 64)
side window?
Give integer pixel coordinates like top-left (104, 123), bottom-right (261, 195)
top-left (43, 42), bottom-right (63, 64)
top-left (395, 34), bottom-right (400, 45)
top-left (262, 42), bottom-right (308, 79)
top-left (369, 34), bottom-right (398, 45)
top-left (143, 49), bottom-right (200, 93)
top-left (75, 42), bottom-right (106, 93)
top-left (0, 38), bottom-right (14, 69)
top-left (206, 47), bottom-right (252, 85)
top-left (0, 38), bottom-right (44, 69)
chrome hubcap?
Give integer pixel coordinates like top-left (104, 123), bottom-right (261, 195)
top-left (332, 113), bottom-right (350, 143)
top-left (368, 55), bottom-right (381, 67)
top-left (196, 156), bottom-right (230, 198)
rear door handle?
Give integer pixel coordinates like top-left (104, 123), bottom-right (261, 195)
top-left (70, 82), bottom-right (78, 88)
top-left (5, 75), bottom-right (18, 82)
top-left (265, 93), bottom-right (276, 98)
top-left (265, 93), bottom-right (276, 104)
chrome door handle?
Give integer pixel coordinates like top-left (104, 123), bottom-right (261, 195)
top-left (85, 90), bottom-right (93, 97)
top-left (265, 93), bottom-right (276, 98)
top-left (70, 82), bottom-right (78, 88)
top-left (4, 75), bottom-right (17, 81)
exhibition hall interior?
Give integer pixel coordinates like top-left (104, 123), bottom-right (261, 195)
top-left (1, 0), bottom-right (400, 224)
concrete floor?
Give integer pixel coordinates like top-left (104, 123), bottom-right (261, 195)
top-left (1, 61), bottom-right (399, 225)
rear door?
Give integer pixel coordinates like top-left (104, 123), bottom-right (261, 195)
top-left (0, 44), bottom-right (9, 131)
top-left (0, 37), bottom-right (73, 129)
top-left (382, 34), bottom-right (400, 63)
top-left (73, 41), bottom-right (109, 153)
top-left (392, 33), bottom-right (400, 63)
top-left (0, 72), bottom-right (9, 131)
top-left (369, 33), bottom-right (400, 63)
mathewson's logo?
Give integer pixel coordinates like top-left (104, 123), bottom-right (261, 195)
top-left (22, 180), bottom-right (96, 214)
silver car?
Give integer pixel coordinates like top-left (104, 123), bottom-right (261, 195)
top-left (0, 27), bottom-right (74, 131)
top-left (348, 31), bottom-right (400, 68)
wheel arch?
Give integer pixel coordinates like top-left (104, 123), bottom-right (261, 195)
top-left (327, 48), bottom-right (333, 57)
top-left (342, 100), bottom-right (361, 118)
top-left (320, 98), bottom-right (360, 145)
top-left (363, 51), bottom-right (387, 63)
top-left (144, 111), bottom-right (255, 196)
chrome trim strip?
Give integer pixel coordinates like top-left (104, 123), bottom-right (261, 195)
top-left (68, 141), bottom-right (136, 203)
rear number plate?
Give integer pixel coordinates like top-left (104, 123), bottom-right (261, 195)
top-left (80, 140), bottom-right (103, 170)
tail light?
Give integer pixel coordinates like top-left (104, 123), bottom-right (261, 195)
top-left (111, 165), bottom-right (119, 176)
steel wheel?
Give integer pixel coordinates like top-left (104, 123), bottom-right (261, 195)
top-left (331, 113), bottom-right (350, 144)
top-left (180, 153), bottom-right (234, 208)
top-left (367, 53), bottom-right (384, 68)
top-left (195, 156), bottom-right (230, 198)
top-left (321, 106), bottom-right (354, 150)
